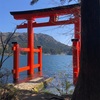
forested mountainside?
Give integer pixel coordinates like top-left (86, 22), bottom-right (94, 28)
top-left (0, 33), bottom-right (72, 55)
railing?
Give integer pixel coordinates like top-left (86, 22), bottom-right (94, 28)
top-left (12, 42), bottom-right (42, 82)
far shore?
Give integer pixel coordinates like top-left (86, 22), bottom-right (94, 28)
top-left (1, 53), bottom-right (72, 56)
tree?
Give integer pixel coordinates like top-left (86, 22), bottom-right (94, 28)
top-left (30, 0), bottom-right (39, 5)
top-left (72, 0), bottom-right (100, 100)
top-left (30, 0), bottom-right (100, 99)
top-left (0, 21), bottom-right (25, 69)
top-left (0, 29), bottom-right (16, 68)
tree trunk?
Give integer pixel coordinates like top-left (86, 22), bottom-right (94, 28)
top-left (72, 0), bottom-right (100, 100)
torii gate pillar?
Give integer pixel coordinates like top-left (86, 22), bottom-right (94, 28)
top-left (27, 19), bottom-right (34, 76)
top-left (72, 16), bottom-right (81, 85)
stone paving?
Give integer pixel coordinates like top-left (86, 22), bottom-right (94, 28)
top-left (14, 77), bottom-right (53, 91)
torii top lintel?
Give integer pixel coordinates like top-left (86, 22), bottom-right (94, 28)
top-left (10, 3), bottom-right (80, 20)
top-left (10, 3), bottom-right (80, 28)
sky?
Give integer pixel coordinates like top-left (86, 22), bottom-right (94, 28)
top-left (0, 0), bottom-right (78, 45)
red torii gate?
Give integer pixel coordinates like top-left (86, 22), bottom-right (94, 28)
top-left (10, 3), bottom-right (81, 84)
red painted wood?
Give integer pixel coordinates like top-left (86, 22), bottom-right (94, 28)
top-left (73, 17), bottom-right (81, 85)
top-left (38, 46), bottom-right (42, 72)
top-left (11, 4), bottom-right (80, 84)
top-left (12, 43), bottom-right (20, 82)
top-left (27, 19), bottom-right (34, 77)
top-left (17, 18), bottom-right (76, 28)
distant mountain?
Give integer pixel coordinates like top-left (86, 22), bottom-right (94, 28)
top-left (1, 33), bottom-right (72, 55)
top-left (34, 33), bottom-right (72, 54)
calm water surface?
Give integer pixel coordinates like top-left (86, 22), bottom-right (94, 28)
top-left (2, 55), bottom-right (73, 83)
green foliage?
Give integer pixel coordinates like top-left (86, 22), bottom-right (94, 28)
top-left (30, 0), bottom-right (39, 5)
top-left (42, 72), bottom-right (74, 96)
top-left (0, 84), bottom-right (20, 100)
top-left (0, 68), bottom-right (20, 100)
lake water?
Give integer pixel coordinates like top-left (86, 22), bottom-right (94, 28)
top-left (1, 55), bottom-right (73, 83)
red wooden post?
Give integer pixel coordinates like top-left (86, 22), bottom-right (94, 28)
top-left (27, 19), bottom-right (34, 77)
top-left (38, 46), bottom-right (42, 72)
top-left (72, 17), bottom-right (81, 85)
top-left (71, 39), bottom-right (78, 85)
top-left (12, 42), bottom-right (20, 82)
